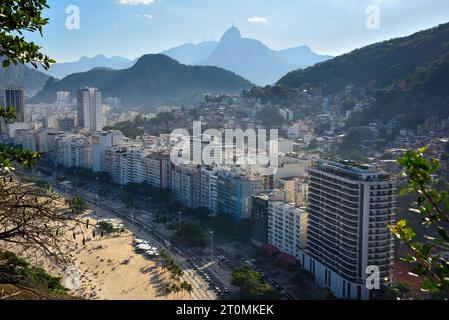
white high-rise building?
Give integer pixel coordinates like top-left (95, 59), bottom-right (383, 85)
top-left (104, 144), bottom-right (146, 186)
top-left (171, 164), bottom-right (202, 209)
top-left (303, 159), bottom-right (396, 300)
top-left (142, 152), bottom-right (171, 189)
top-left (201, 166), bottom-right (219, 215)
top-left (267, 201), bottom-right (308, 259)
top-left (92, 130), bottom-right (124, 172)
top-left (53, 133), bottom-right (92, 169)
top-left (56, 91), bottom-right (71, 107)
top-left (77, 87), bottom-right (104, 132)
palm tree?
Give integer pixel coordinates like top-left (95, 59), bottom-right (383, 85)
top-left (165, 285), bottom-right (172, 300)
top-left (181, 281), bottom-right (193, 300)
top-left (172, 283), bottom-right (181, 300)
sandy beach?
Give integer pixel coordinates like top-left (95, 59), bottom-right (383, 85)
top-left (1, 216), bottom-right (192, 300)
top-left (66, 231), bottom-right (172, 300)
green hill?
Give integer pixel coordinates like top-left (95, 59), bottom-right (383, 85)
top-left (31, 54), bottom-right (253, 108)
top-left (0, 59), bottom-right (50, 97)
top-left (276, 22), bottom-right (449, 127)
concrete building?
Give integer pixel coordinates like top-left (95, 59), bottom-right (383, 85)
top-left (14, 129), bottom-right (36, 151)
top-left (142, 152), bottom-right (171, 189)
top-left (250, 190), bottom-right (287, 247)
top-left (5, 122), bottom-right (29, 140)
top-left (56, 91), bottom-right (71, 107)
top-left (56, 116), bottom-right (75, 132)
top-left (201, 166), bottom-right (219, 215)
top-left (77, 87), bottom-right (104, 132)
top-left (105, 144), bottom-right (146, 186)
top-left (267, 201), bottom-right (308, 259)
top-left (278, 108), bottom-right (293, 121)
top-left (217, 168), bottom-right (263, 222)
top-left (53, 134), bottom-right (92, 169)
top-left (92, 130), bottom-right (124, 173)
top-left (171, 163), bottom-right (202, 209)
top-left (4, 86), bottom-right (25, 123)
top-left (303, 159), bottom-right (396, 300)
top-left (269, 138), bottom-right (294, 155)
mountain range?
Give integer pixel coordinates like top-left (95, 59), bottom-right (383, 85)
top-left (162, 27), bottom-right (333, 85)
top-left (161, 41), bottom-right (218, 66)
top-left (35, 27), bottom-right (331, 86)
top-left (30, 54), bottom-right (252, 108)
top-left (276, 22), bottom-right (449, 128)
top-left (0, 58), bottom-right (50, 97)
top-left (36, 55), bottom-right (136, 79)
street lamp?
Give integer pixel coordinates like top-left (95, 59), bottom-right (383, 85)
top-left (210, 231), bottom-right (214, 262)
top-left (96, 177), bottom-right (100, 216)
top-left (178, 211), bottom-right (182, 232)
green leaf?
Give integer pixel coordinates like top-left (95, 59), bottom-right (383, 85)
top-left (421, 278), bottom-right (439, 293)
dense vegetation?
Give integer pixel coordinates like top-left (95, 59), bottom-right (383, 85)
top-left (104, 112), bottom-right (176, 139)
top-left (231, 264), bottom-right (280, 300)
top-left (68, 196), bottom-right (89, 215)
top-left (276, 22), bottom-right (449, 128)
top-left (0, 250), bottom-right (68, 297)
top-left (390, 149), bottom-right (449, 298)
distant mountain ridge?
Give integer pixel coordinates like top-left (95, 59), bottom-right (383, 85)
top-left (0, 58), bottom-right (50, 98)
top-left (33, 28), bottom-right (331, 86)
top-left (31, 54), bottom-right (252, 108)
top-left (38, 55), bottom-right (136, 79)
top-left (161, 27), bottom-right (333, 85)
top-left (161, 41), bottom-right (218, 66)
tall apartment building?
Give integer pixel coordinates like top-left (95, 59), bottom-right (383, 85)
top-left (77, 87), bottom-right (103, 132)
top-left (104, 144), bottom-right (146, 186)
top-left (4, 86), bottom-right (25, 123)
top-left (201, 166), bottom-right (219, 215)
top-left (171, 164), bottom-right (202, 209)
top-left (267, 201), bottom-right (308, 259)
top-left (304, 159), bottom-right (396, 300)
top-left (91, 130), bottom-right (124, 172)
top-left (53, 134), bottom-right (92, 169)
top-left (142, 152), bottom-right (171, 189)
top-left (217, 168), bottom-right (263, 222)
top-left (56, 116), bottom-right (75, 132)
top-left (56, 91), bottom-right (71, 107)
top-left (250, 190), bottom-right (287, 247)
top-left (14, 129), bottom-right (36, 152)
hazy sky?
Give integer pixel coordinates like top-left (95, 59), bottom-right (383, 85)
top-left (27, 0), bottom-right (449, 62)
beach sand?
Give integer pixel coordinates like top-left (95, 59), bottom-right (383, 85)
top-left (1, 218), bottom-right (187, 300)
top-left (66, 231), bottom-right (171, 300)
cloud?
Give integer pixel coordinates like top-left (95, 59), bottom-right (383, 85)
top-left (135, 13), bottom-right (153, 19)
top-left (248, 16), bottom-right (268, 23)
top-left (116, 0), bottom-right (155, 5)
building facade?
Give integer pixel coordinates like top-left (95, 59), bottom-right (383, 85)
top-left (267, 201), bottom-right (308, 259)
top-left (171, 164), bottom-right (202, 209)
top-left (217, 168), bottom-right (262, 222)
top-left (304, 159), bottom-right (396, 300)
top-left (4, 86), bottom-right (25, 123)
top-left (77, 87), bottom-right (103, 132)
